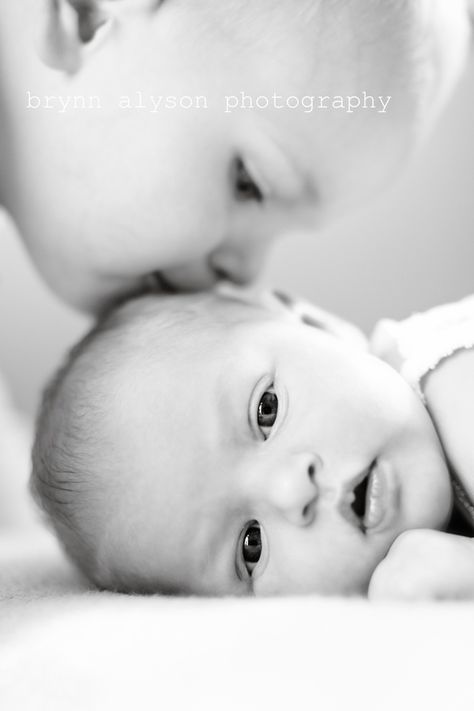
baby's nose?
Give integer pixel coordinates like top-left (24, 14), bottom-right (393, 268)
top-left (264, 454), bottom-right (320, 526)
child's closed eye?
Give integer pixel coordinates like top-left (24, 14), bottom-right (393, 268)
top-left (234, 157), bottom-right (264, 203)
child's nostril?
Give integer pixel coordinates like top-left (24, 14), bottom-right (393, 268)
top-left (308, 463), bottom-right (316, 480)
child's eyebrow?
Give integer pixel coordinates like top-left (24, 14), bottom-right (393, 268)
top-left (257, 136), bottom-right (312, 204)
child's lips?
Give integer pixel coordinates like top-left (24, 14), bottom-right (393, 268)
top-left (341, 459), bottom-right (400, 535)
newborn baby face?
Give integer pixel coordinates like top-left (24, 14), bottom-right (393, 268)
top-left (3, 0), bottom-right (470, 309)
top-left (96, 292), bottom-right (451, 596)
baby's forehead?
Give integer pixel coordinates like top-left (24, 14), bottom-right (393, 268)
top-left (113, 291), bottom-right (361, 365)
top-left (106, 292), bottom-right (282, 403)
top-left (117, 291), bottom-right (278, 336)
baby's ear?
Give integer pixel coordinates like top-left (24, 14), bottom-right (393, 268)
top-left (39, 0), bottom-right (114, 74)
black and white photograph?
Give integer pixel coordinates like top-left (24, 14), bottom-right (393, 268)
top-left (1, 1), bottom-right (474, 709)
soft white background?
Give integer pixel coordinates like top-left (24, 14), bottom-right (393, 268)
top-left (1, 55), bottom-right (473, 415)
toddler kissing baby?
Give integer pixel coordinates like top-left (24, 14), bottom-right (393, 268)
top-left (31, 288), bottom-right (474, 598)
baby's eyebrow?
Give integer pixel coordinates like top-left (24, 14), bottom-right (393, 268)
top-left (300, 314), bottom-right (325, 330)
top-left (272, 291), bottom-right (326, 330)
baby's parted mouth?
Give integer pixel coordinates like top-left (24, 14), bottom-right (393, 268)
top-left (346, 460), bottom-right (392, 534)
top-left (351, 469), bottom-right (370, 523)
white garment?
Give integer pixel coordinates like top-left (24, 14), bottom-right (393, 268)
top-left (370, 295), bottom-right (474, 400)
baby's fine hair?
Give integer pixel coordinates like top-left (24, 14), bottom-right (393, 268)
top-left (30, 292), bottom-right (263, 588)
top-left (32, 294), bottom-right (193, 583)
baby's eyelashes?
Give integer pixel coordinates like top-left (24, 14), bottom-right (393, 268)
top-left (257, 388), bottom-right (278, 439)
top-left (241, 521), bottom-right (262, 575)
top-left (249, 378), bottom-right (280, 442)
top-left (236, 520), bottom-right (267, 584)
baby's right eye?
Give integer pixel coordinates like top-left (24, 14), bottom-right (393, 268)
top-left (234, 157), bottom-right (263, 203)
top-left (241, 521), bottom-right (262, 576)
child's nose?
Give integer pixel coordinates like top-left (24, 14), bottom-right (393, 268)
top-left (261, 454), bottom-right (320, 526)
top-left (155, 240), bottom-right (269, 293)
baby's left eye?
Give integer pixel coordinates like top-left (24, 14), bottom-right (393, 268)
top-left (257, 389), bottom-right (278, 439)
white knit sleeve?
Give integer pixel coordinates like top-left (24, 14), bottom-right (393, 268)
top-left (370, 295), bottom-right (474, 400)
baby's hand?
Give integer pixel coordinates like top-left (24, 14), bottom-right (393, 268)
top-left (368, 530), bottom-right (474, 601)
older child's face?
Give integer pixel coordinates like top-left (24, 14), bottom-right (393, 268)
top-left (4, 0), bottom-right (470, 309)
top-left (98, 294), bottom-right (451, 596)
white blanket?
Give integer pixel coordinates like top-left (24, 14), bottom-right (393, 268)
top-left (1, 377), bottom-right (473, 711)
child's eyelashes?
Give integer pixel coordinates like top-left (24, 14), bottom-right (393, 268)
top-left (234, 157), bottom-right (264, 203)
